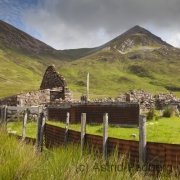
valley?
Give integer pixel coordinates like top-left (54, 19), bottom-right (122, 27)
top-left (1, 21), bottom-right (180, 99)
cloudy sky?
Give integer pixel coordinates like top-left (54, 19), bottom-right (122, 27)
top-left (1, 0), bottom-right (180, 50)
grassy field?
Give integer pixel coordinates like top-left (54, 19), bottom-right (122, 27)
top-left (7, 115), bottom-right (180, 144)
top-left (0, 127), bottom-right (179, 180)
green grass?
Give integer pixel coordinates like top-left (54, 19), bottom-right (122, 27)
top-left (58, 46), bottom-right (180, 99)
top-left (0, 127), bottom-right (179, 180)
top-left (7, 115), bottom-right (180, 144)
top-left (58, 53), bottom-right (176, 99)
top-left (7, 120), bottom-right (37, 138)
top-left (1, 40), bottom-right (180, 100)
top-left (0, 48), bottom-right (43, 97)
top-left (0, 44), bottom-right (67, 98)
top-left (1, 26), bottom-right (180, 100)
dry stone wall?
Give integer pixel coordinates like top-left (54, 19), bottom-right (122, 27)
top-left (121, 90), bottom-right (180, 111)
top-left (0, 88), bottom-right (73, 106)
top-left (125, 90), bottom-right (155, 111)
top-left (0, 95), bottom-right (17, 106)
top-left (17, 89), bottom-right (50, 106)
top-left (154, 93), bottom-right (179, 110)
top-left (0, 90), bottom-right (50, 106)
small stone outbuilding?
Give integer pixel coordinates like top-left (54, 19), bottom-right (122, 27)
top-left (40, 65), bottom-right (72, 101)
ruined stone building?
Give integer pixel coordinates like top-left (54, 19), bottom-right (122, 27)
top-left (40, 65), bottom-right (72, 101)
top-left (0, 65), bottom-right (72, 106)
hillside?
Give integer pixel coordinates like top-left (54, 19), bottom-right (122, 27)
top-left (59, 26), bottom-right (180, 98)
top-left (0, 20), bottom-right (72, 98)
top-left (1, 21), bottom-right (180, 99)
top-left (0, 20), bottom-right (71, 63)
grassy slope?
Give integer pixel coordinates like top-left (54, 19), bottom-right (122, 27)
top-left (0, 44), bottom-right (68, 98)
top-left (62, 47), bottom-right (96, 60)
top-left (59, 47), bottom-right (180, 99)
top-left (0, 48), bottom-right (41, 97)
top-left (1, 45), bottom-right (180, 99)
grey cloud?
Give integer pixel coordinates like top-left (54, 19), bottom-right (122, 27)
top-left (24, 0), bottom-right (180, 49)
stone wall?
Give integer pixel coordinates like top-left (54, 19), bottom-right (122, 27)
top-left (0, 95), bottom-right (17, 106)
top-left (125, 90), bottom-right (155, 111)
top-left (0, 90), bottom-right (51, 106)
top-left (16, 89), bottom-right (50, 106)
top-left (119, 90), bottom-right (180, 111)
top-left (154, 93), bottom-right (179, 110)
top-left (0, 88), bottom-right (72, 107)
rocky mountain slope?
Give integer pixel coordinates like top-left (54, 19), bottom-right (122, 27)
top-left (63, 25), bottom-right (173, 59)
top-left (59, 26), bottom-right (180, 98)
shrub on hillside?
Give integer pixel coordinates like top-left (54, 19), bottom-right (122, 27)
top-left (163, 106), bottom-right (174, 118)
top-left (146, 108), bottom-right (155, 120)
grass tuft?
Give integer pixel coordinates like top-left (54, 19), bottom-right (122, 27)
top-left (163, 106), bottom-right (174, 118)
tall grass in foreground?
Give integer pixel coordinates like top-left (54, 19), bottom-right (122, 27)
top-left (0, 127), bottom-right (179, 180)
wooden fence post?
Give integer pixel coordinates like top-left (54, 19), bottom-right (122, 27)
top-left (1, 105), bottom-right (7, 129)
top-left (0, 106), bottom-right (4, 124)
top-left (36, 106), bottom-right (43, 150)
top-left (139, 115), bottom-right (147, 165)
top-left (81, 113), bottom-right (86, 153)
top-left (39, 112), bottom-right (46, 152)
top-left (3, 105), bottom-right (7, 123)
top-left (22, 108), bottom-right (28, 141)
top-left (103, 113), bottom-right (108, 161)
top-left (64, 112), bottom-right (70, 147)
top-left (86, 73), bottom-right (89, 102)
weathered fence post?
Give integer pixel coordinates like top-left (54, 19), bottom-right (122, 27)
top-left (0, 106), bottom-right (4, 124)
top-left (81, 113), bottom-right (86, 154)
top-left (1, 105), bottom-right (7, 129)
top-left (36, 106), bottom-right (43, 150)
top-left (39, 112), bottom-right (46, 152)
top-left (139, 115), bottom-right (147, 165)
top-left (64, 112), bottom-right (70, 147)
top-left (86, 73), bottom-right (89, 102)
top-left (3, 105), bottom-right (7, 123)
top-left (22, 108), bottom-right (28, 141)
top-left (103, 113), bottom-right (108, 161)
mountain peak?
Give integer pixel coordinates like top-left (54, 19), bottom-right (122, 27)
top-left (120, 25), bottom-right (172, 47)
top-left (123, 25), bottom-right (154, 36)
top-left (84, 25), bottom-right (173, 57)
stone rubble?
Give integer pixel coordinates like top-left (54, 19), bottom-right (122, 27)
top-left (0, 88), bottom-right (179, 112)
top-left (119, 90), bottom-right (180, 111)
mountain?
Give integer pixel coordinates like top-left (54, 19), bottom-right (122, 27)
top-left (59, 26), bottom-right (180, 98)
top-left (0, 20), bottom-right (71, 63)
top-left (1, 21), bottom-right (180, 99)
top-left (63, 25), bottom-right (173, 59)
